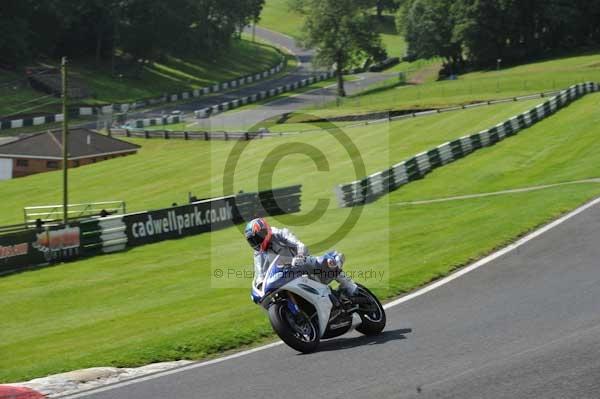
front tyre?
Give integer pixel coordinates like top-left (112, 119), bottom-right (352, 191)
top-left (354, 284), bottom-right (386, 336)
top-left (268, 302), bottom-right (320, 353)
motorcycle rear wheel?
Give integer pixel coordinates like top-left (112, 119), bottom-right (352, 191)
top-left (269, 302), bottom-right (320, 353)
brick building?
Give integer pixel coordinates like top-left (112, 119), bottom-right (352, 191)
top-left (0, 128), bottom-right (139, 180)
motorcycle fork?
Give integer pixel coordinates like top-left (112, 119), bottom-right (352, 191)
top-left (286, 292), bottom-right (301, 316)
top-left (287, 292), bottom-right (320, 324)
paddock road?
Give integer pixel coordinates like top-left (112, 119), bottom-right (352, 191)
top-left (65, 199), bottom-right (600, 399)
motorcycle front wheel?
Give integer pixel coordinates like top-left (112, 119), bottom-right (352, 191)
top-left (268, 302), bottom-right (320, 353)
top-left (354, 284), bottom-right (386, 336)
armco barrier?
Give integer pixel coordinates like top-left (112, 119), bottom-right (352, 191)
top-left (111, 90), bottom-right (576, 141)
top-left (344, 90), bottom-right (564, 127)
top-left (335, 82), bottom-right (600, 207)
top-left (0, 55), bottom-right (286, 131)
top-left (128, 115), bottom-right (181, 129)
top-left (194, 71), bottom-right (336, 118)
top-left (1, 185), bottom-right (301, 275)
top-left (112, 129), bottom-right (265, 141)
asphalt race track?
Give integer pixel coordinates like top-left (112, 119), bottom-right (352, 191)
top-left (111, 26), bottom-right (392, 128)
top-left (66, 199), bottom-right (600, 399)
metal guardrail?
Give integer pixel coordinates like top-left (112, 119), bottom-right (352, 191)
top-left (0, 222), bottom-right (31, 235)
top-left (111, 129), bottom-right (267, 141)
top-left (344, 90), bottom-right (564, 128)
top-left (23, 201), bottom-right (126, 226)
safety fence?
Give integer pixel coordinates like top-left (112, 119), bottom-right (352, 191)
top-left (110, 89), bottom-right (577, 142)
top-left (344, 90), bottom-right (565, 127)
top-left (335, 82), bottom-right (599, 207)
top-left (0, 185), bottom-right (301, 274)
top-left (112, 129), bottom-right (266, 141)
top-left (126, 115), bottom-right (182, 129)
top-left (0, 55), bottom-right (286, 131)
top-left (24, 201), bottom-right (127, 226)
top-left (194, 71), bottom-right (336, 118)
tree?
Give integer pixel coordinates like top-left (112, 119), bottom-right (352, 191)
top-left (0, 0), bottom-right (267, 67)
top-left (292, 0), bottom-right (385, 97)
top-left (0, 0), bottom-right (33, 65)
top-left (400, 0), bottom-right (462, 65)
top-left (374, 0), bottom-right (400, 20)
top-left (399, 0), bottom-right (600, 71)
top-left (451, 0), bottom-right (516, 67)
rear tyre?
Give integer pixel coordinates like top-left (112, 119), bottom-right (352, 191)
top-left (354, 284), bottom-right (386, 336)
top-left (268, 302), bottom-right (320, 353)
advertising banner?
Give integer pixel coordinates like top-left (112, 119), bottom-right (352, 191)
top-left (0, 224), bottom-right (81, 274)
top-left (123, 185), bottom-right (302, 248)
top-left (124, 196), bottom-right (241, 247)
top-left (0, 185), bottom-right (301, 273)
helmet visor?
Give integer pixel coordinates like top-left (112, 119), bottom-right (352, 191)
top-left (247, 235), bottom-right (263, 251)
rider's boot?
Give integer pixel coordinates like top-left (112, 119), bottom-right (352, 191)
top-left (336, 271), bottom-right (358, 297)
top-left (326, 251), bottom-right (358, 297)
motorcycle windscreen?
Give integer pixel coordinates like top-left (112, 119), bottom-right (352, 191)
top-left (263, 265), bottom-right (298, 297)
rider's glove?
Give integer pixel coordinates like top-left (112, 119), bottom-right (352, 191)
top-left (325, 252), bottom-right (344, 269)
top-left (292, 255), bottom-right (305, 267)
top-left (297, 244), bottom-right (306, 257)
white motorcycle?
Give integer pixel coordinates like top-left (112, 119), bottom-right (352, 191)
top-left (251, 255), bottom-right (386, 353)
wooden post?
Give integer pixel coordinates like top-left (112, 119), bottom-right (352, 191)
top-left (61, 56), bottom-right (69, 225)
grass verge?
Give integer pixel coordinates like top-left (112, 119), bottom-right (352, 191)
top-left (1, 93), bottom-right (599, 381)
top-left (302, 52), bottom-right (600, 117)
top-left (0, 98), bottom-right (543, 226)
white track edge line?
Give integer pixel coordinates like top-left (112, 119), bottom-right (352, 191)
top-left (59, 195), bottom-right (600, 398)
top-left (384, 195), bottom-right (600, 308)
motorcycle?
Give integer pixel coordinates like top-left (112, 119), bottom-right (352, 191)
top-left (251, 255), bottom-right (386, 353)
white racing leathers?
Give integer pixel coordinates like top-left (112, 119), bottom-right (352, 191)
top-left (253, 227), bottom-right (357, 295)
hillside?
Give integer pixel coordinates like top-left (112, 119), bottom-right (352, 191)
top-left (296, 52), bottom-right (600, 117)
top-left (2, 89), bottom-right (600, 381)
top-left (0, 38), bottom-right (282, 118)
top-left (0, 99), bottom-right (542, 225)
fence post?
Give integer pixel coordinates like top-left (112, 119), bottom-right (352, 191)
top-left (126, 129), bottom-right (131, 137)
top-left (164, 131), bottom-right (169, 139)
top-left (244, 132), bottom-right (249, 140)
top-left (204, 132), bottom-right (209, 141)
top-left (144, 130), bottom-right (149, 139)
top-left (224, 132), bottom-right (229, 141)
top-left (184, 131), bottom-right (189, 140)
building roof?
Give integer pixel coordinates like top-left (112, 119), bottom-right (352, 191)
top-left (0, 136), bottom-right (19, 146)
top-left (0, 129), bottom-right (140, 160)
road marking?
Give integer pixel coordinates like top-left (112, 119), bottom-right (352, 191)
top-left (384, 195), bottom-right (600, 309)
top-left (393, 179), bottom-right (600, 206)
top-left (59, 194), bottom-right (600, 398)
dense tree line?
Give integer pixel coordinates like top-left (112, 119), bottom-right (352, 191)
top-left (0, 0), bottom-right (264, 67)
top-left (397, 0), bottom-right (600, 71)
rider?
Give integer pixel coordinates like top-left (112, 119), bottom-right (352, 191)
top-left (244, 217), bottom-right (358, 296)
